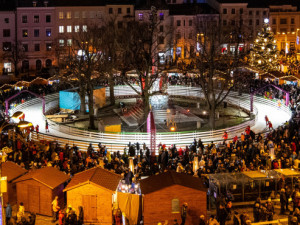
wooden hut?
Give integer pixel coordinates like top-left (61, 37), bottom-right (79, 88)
top-left (140, 171), bottom-right (207, 225)
top-left (63, 167), bottom-right (122, 224)
top-left (1, 161), bottom-right (27, 205)
top-left (13, 167), bottom-right (69, 216)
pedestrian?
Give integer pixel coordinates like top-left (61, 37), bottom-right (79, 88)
top-left (280, 188), bottom-right (287, 214)
top-left (265, 115), bottom-right (269, 126)
top-left (180, 202), bottom-right (188, 225)
top-left (52, 196), bottom-right (60, 222)
top-left (45, 120), bottom-right (49, 132)
top-left (199, 215), bottom-right (206, 225)
top-left (58, 210), bottom-right (65, 225)
top-left (17, 202), bottom-right (25, 222)
top-left (268, 121), bottom-right (273, 131)
top-left (233, 211), bottom-right (240, 225)
top-left (5, 202), bottom-right (12, 225)
top-left (35, 124), bottom-right (39, 138)
top-left (173, 219), bottom-right (179, 225)
top-left (222, 131), bottom-right (228, 142)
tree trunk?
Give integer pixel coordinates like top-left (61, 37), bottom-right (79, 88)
top-left (142, 93), bottom-right (150, 132)
top-left (79, 89), bottom-right (86, 115)
top-left (108, 73), bottom-right (115, 105)
top-left (208, 104), bottom-right (216, 129)
top-left (87, 88), bottom-right (95, 130)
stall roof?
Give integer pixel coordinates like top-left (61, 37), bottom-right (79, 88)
top-left (14, 167), bottom-right (70, 189)
top-left (140, 171), bottom-right (207, 195)
top-left (1, 161), bottom-right (27, 182)
top-left (242, 171), bottom-right (267, 179)
top-left (64, 166), bottom-right (122, 192)
top-left (274, 169), bottom-right (300, 177)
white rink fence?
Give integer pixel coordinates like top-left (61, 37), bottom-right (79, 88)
top-left (10, 85), bottom-right (292, 154)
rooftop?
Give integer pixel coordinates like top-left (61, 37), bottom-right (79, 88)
top-left (140, 170), bottom-right (207, 194)
top-left (64, 166), bottom-right (122, 192)
top-left (1, 161), bottom-right (27, 182)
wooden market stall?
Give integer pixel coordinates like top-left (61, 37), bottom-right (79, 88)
top-left (140, 171), bottom-right (207, 225)
top-left (13, 167), bottom-right (69, 216)
top-left (1, 161), bottom-right (27, 205)
top-left (63, 167), bottom-right (122, 224)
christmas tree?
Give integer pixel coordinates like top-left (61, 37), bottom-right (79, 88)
top-left (250, 18), bottom-right (279, 71)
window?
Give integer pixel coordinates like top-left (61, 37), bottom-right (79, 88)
top-left (176, 33), bottom-right (181, 40)
top-left (291, 18), bottom-right (295, 24)
top-left (280, 18), bottom-right (287, 24)
top-left (256, 19), bottom-right (259, 25)
top-left (34, 29), bottom-right (39, 37)
top-left (272, 19), bottom-right (276, 25)
top-left (59, 26), bottom-right (64, 33)
top-left (46, 29), bottom-right (51, 37)
top-left (22, 15), bottom-right (27, 23)
top-left (177, 20), bottom-right (181, 26)
top-left (158, 36), bottom-right (164, 44)
top-left (138, 13), bottom-right (143, 21)
top-left (66, 12), bottom-right (71, 19)
top-left (46, 15), bottom-right (51, 23)
top-left (59, 39), bottom-right (64, 47)
top-left (118, 8), bottom-right (122, 14)
top-left (263, 11), bottom-right (267, 16)
top-left (231, 20), bottom-right (235, 26)
top-left (280, 28), bottom-right (287, 33)
top-left (172, 199), bottom-right (180, 213)
top-left (74, 25), bottom-right (80, 32)
top-left (231, 8), bottom-right (235, 14)
top-left (2, 42), bottom-right (11, 51)
top-left (291, 28), bottom-right (295, 32)
top-left (3, 29), bottom-right (10, 37)
top-left (127, 8), bottom-right (130, 14)
top-left (67, 26), bottom-right (72, 33)
top-left (34, 43), bottom-right (40, 51)
top-left (4, 18), bottom-right (9, 23)
top-left (172, 0), bottom-right (176, 3)
top-left (82, 25), bottom-right (87, 32)
top-left (159, 13), bottom-right (164, 20)
top-left (249, 19), bottom-right (252, 26)
top-left (34, 15), bottom-right (39, 23)
top-left (82, 11), bottom-right (86, 18)
top-left (189, 20), bottom-right (192, 26)
top-left (240, 8), bottom-right (243, 14)
top-left (223, 20), bottom-right (227, 26)
top-left (59, 12), bottom-right (64, 19)
top-left (223, 8), bottom-right (227, 14)
top-left (159, 25), bottom-right (164, 32)
top-left (256, 11), bottom-right (259, 16)
top-left (109, 8), bottom-right (113, 14)
top-left (249, 10), bottom-right (252, 16)
top-left (22, 44), bottom-right (28, 52)
top-left (117, 21), bottom-right (123, 29)
top-left (22, 29), bottom-right (28, 37)
top-left (90, 11), bottom-right (95, 18)
top-left (67, 39), bottom-right (72, 46)
top-left (46, 43), bottom-right (52, 51)
top-left (272, 28), bottom-right (276, 33)
top-left (74, 11), bottom-right (80, 18)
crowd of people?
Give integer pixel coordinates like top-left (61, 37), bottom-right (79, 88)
top-left (2, 78), bottom-right (300, 225)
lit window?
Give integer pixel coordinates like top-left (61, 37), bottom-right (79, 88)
top-left (59, 26), bottom-right (64, 33)
top-left (66, 12), bottom-right (71, 19)
top-left (138, 13), bottom-right (143, 21)
top-left (67, 39), bottom-right (72, 46)
top-left (59, 39), bottom-right (64, 47)
top-left (159, 13), bottom-right (164, 20)
top-left (2, 42), bottom-right (11, 51)
top-left (59, 12), bottom-right (64, 19)
top-left (46, 29), bottom-right (51, 37)
top-left (22, 29), bottom-right (28, 37)
top-left (46, 43), bottom-right (52, 51)
top-left (74, 25), bottom-right (80, 32)
top-left (82, 25), bottom-right (87, 32)
top-left (67, 26), bottom-right (72, 33)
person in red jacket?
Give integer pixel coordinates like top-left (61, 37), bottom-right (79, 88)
top-left (268, 121), bottom-right (273, 130)
top-left (265, 115), bottom-right (269, 126)
top-left (223, 131), bottom-right (228, 142)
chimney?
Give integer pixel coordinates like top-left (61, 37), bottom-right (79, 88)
top-left (44, 0), bottom-right (48, 7)
top-left (32, 0), bottom-right (37, 7)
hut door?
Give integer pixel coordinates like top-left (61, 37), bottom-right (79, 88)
top-left (28, 185), bottom-right (40, 213)
top-left (82, 195), bottom-right (97, 222)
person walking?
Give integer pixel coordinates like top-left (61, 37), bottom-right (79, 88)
top-left (45, 120), bottom-right (49, 132)
top-left (5, 202), bottom-right (12, 225)
top-left (52, 196), bottom-right (60, 222)
top-left (181, 203), bottom-right (188, 225)
top-left (35, 125), bottom-right (39, 138)
top-left (265, 115), bottom-right (269, 127)
top-left (280, 188), bottom-right (288, 214)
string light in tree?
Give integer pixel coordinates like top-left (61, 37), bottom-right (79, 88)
top-left (250, 18), bottom-right (279, 72)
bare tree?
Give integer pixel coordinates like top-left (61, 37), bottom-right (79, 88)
top-left (192, 18), bottom-right (245, 129)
